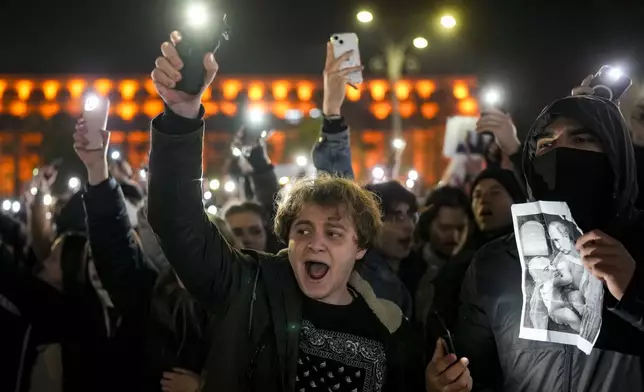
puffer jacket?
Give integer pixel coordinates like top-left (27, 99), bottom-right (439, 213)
top-left (454, 95), bottom-right (644, 391)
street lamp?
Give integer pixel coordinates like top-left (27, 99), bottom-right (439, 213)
top-left (357, 9), bottom-right (457, 178)
top-left (440, 14), bottom-right (457, 29)
top-left (356, 10), bottom-right (374, 24)
top-left (413, 37), bottom-right (429, 49)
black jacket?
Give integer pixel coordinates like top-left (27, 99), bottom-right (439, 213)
top-left (455, 95), bottom-right (644, 391)
top-left (146, 108), bottom-right (426, 392)
top-left (83, 178), bottom-right (210, 391)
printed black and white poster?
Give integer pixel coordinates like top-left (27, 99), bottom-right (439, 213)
top-left (511, 201), bottom-right (603, 354)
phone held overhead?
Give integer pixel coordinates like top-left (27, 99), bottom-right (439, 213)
top-left (588, 65), bottom-right (632, 102)
top-left (330, 33), bottom-right (363, 85)
top-left (82, 94), bottom-right (109, 150)
top-left (174, 3), bottom-right (231, 95)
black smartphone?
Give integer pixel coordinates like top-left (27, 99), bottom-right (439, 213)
top-left (175, 14), bottom-right (231, 95)
top-left (588, 65), bottom-right (632, 102)
top-left (432, 311), bottom-right (456, 355)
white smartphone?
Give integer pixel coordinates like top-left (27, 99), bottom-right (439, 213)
top-left (330, 33), bottom-right (363, 85)
top-left (82, 94), bottom-right (110, 150)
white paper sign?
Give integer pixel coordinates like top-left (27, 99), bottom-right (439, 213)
top-left (511, 201), bottom-right (604, 355)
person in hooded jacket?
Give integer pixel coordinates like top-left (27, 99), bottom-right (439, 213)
top-left (428, 94), bottom-right (644, 392)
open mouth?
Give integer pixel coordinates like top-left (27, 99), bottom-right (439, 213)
top-left (304, 261), bottom-right (330, 280)
top-left (479, 208), bottom-right (493, 217)
top-left (398, 237), bottom-right (412, 248)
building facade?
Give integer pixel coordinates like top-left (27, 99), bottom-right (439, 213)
top-left (0, 75), bottom-right (479, 196)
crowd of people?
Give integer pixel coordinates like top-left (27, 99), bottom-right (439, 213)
top-left (2, 30), bottom-right (644, 392)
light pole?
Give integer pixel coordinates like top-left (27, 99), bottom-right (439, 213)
top-left (356, 10), bottom-right (457, 178)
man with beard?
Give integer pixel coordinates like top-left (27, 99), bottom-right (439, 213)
top-left (146, 32), bottom-right (440, 392)
top-left (429, 94), bottom-right (644, 391)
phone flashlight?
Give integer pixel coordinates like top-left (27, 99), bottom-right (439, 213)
top-left (85, 95), bottom-right (100, 111)
top-left (174, 7), bottom-right (231, 95)
top-left (589, 65), bottom-right (632, 102)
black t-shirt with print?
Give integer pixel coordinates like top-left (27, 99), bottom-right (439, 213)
top-left (296, 292), bottom-right (388, 392)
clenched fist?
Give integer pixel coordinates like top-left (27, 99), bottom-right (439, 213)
top-left (151, 30), bottom-right (219, 119)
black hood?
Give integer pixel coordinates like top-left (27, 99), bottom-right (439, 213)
top-left (522, 95), bottom-right (639, 221)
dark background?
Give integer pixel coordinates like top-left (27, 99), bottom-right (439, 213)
top-left (1, 0), bottom-right (643, 133)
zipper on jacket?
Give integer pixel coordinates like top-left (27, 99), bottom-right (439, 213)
top-left (15, 324), bottom-right (32, 392)
top-left (563, 345), bottom-right (572, 392)
top-left (245, 342), bottom-right (267, 387)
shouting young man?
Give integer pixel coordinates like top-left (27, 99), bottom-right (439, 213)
top-left (146, 32), bottom-right (450, 392)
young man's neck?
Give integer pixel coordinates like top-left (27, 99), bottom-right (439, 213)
top-left (316, 287), bottom-right (354, 306)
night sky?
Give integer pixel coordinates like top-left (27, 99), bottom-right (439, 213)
top-left (2, 0), bottom-right (644, 130)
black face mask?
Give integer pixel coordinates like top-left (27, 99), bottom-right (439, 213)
top-left (531, 147), bottom-right (615, 232)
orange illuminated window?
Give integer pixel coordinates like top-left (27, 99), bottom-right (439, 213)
top-left (117, 102), bottom-right (138, 121)
top-left (395, 81), bottom-right (412, 101)
top-left (222, 80), bottom-right (242, 100)
top-left (247, 82), bottom-right (265, 101)
top-left (142, 99), bottom-right (164, 118)
top-left (0, 80), bottom-right (7, 99)
top-left (143, 79), bottom-right (158, 96)
top-left (369, 81), bottom-right (388, 101)
top-left (346, 85), bottom-right (362, 101)
top-left (220, 102), bottom-right (238, 116)
top-left (272, 101), bottom-right (290, 119)
top-left (272, 81), bottom-right (290, 100)
top-left (42, 80), bottom-right (61, 100)
top-left (421, 102), bottom-right (439, 119)
top-left (203, 101), bottom-right (218, 117)
top-left (298, 102), bottom-right (314, 113)
top-left (296, 82), bottom-right (314, 101)
top-left (452, 81), bottom-right (469, 99)
top-left (94, 79), bottom-right (113, 96)
top-left (416, 80), bottom-right (436, 99)
top-left (67, 79), bottom-right (87, 99)
top-left (15, 80), bottom-right (34, 101)
top-left (201, 87), bottom-right (212, 101)
top-left (66, 100), bottom-right (82, 116)
top-left (370, 102), bottom-right (392, 120)
top-left (398, 101), bottom-right (416, 118)
top-left (457, 98), bottom-right (479, 115)
top-left (119, 80), bottom-right (139, 100)
top-left (39, 103), bottom-right (60, 119)
top-left (9, 101), bottom-right (28, 117)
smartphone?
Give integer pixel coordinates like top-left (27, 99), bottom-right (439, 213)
top-left (431, 311), bottom-right (456, 355)
top-left (330, 33), bottom-right (363, 85)
top-left (82, 94), bottom-right (109, 150)
top-left (588, 65), bottom-right (632, 102)
top-left (175, 15), bottom-right (231, 95)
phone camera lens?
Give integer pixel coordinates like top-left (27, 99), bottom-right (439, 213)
top-left (333, 36), bottom-right (338, 40)
top-left (339, 40), bottom-right (344, 44)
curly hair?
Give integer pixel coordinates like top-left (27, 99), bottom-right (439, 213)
top-left (273, 174), bottom-right (383, 249)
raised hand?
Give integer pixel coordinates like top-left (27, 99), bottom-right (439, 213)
top-left (73, 118), bottom-right (109, 185)
top-left (323, 42), bottom-right (363, 116)
top-left (151, 30), bottom-right (219, 119)
top-left (475, 108), bottom-right (520, 156)
top-left (425, 339), bottom-right (472, 392)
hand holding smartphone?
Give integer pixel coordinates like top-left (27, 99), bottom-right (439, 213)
top-left (432, 311), bottom-right (456, 355)
top-left (329, 33), bottom-right (363, 85)
top-left (588, 65), bottom-right (632, 102)
top-left (82, 94), bottom-right (109, 150)
top-left (174, 13), bottom-right (231, 95)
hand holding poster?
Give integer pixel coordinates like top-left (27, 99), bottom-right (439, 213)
top-left (511, 201), bottom-right (604, 355)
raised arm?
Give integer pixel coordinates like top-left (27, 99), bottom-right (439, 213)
top-left (312, 43), bottom-right (361, 179)
top-left (146, 31), bottom-right (256, 309)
